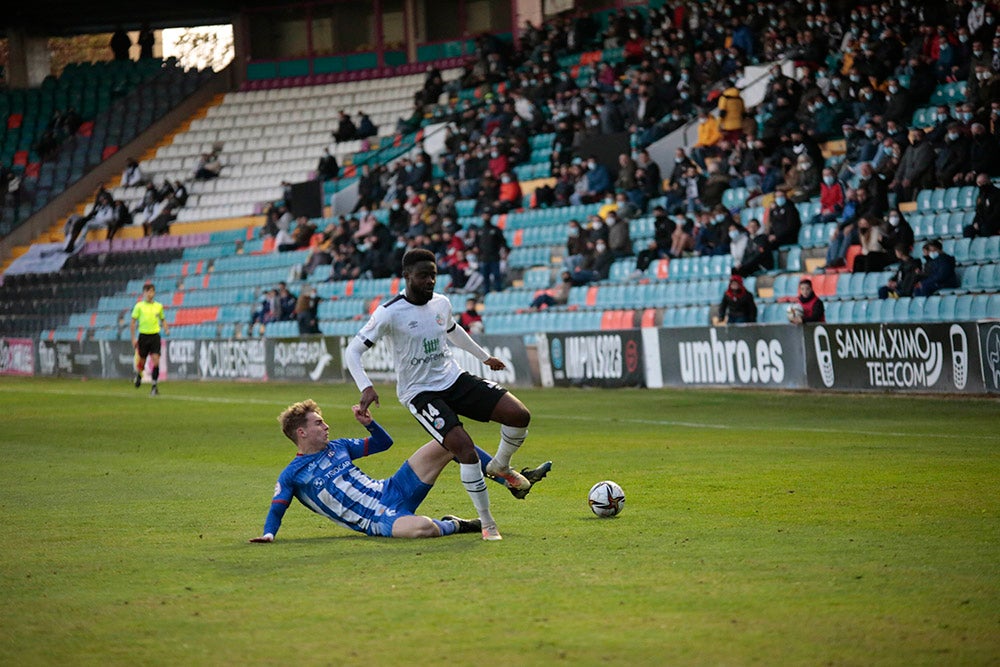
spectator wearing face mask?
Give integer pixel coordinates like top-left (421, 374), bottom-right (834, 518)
top-left (605, 210), bottom-right (632, 259)
top-left (913, 240), bottom-right (959, 296)
top-left (935, 123), bottom-right (971, 187)
top-left (579, 156), bottom-right (611, 203)
top-left (569, 239), bottom-right (613, 285)
top-left (497, 172), bottom-right (522, 212)
top-left (812, 168), bottom-right (845, 224)
top-left (882, 208), bottom-right (915, 254)
top-left (889, 129), bottom-right (934, 203)
top-left (882, 78), bottom-right (914, 126)
top-left (766, 187), bottom-right (801, 248)
top-left (878, 244), bottom-right (923, 299)
top-left (691, 109), bottom-right (722, 170)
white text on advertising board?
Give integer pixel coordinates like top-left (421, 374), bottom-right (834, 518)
top-left (565, 335), bottom-right (622, 380)
top-left (199, 340), bottom-right (267, 379)
top-left (678, 329), bottom-right (784, 385)
top-left (834, 327), bottom-right (946, 388)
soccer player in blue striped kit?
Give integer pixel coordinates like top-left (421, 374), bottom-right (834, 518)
top-left (250, 400), bottom-right (549, 542)
top-left (345, 248), bottom-right (549, 541)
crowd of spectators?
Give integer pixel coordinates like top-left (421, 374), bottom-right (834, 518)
top-left (261, 0), bottom-right (1000, 334)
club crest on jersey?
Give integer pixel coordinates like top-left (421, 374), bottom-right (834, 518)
top-left (433, 417), bottom-right (445, 430)
top-left (435, 313), bottom-right (445, 326)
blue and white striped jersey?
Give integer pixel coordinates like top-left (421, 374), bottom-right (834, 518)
top-left (261, 422), bottom-right (396, 537)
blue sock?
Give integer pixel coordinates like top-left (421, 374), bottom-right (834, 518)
top-left (433, 519), bottom-right (457, 536)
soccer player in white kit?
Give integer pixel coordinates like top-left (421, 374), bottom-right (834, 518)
top-left (345, 248), bottom-right (537, 540)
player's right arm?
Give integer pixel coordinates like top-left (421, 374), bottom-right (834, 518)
top-left (346, 308), bottom-right (388, 411)
top-left (129, 304), bottom-right (140, 347)
top-left (249, 473), bottom-right (295, 543)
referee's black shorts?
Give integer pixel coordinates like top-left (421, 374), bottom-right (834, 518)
top-left (137, 333), bottom-right (162, 358)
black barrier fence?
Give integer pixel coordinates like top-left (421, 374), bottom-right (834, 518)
top-left (655, 325), bottom-right (808, 389)
top-left (21, 322), bottom-right (1000, 394)
top-left (978, 322), bottom-right (1000, 394)
top-left (804, 322), bottom-right (985, 393)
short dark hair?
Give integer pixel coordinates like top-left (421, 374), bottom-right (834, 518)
top-left (402, 248), bottom-right (435, 271)
top-left (143, 282), bottom-right (155, 292)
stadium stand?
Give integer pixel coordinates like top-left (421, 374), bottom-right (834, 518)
top-left (1, 1), bottom-right (998, 344)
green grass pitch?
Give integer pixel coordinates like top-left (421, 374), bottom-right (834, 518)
top-left (1, 377), bottom-right (998, 665)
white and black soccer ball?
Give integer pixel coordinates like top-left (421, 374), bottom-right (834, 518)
top-left (588, 480), bottom-right (625, 518)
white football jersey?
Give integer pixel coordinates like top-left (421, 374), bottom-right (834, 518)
top-left (355, 292), bottom-right (462, 405)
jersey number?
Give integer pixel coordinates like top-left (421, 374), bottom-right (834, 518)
top-left (419, 403), bottom-right (440, 424)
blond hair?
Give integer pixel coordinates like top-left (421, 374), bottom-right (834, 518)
top-left (278, 399), bottom-right (321, 443)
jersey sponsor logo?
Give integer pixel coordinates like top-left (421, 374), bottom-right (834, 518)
top-left (678, 329), bottom-right (785, 385)
top-left (410, 337), bottom-right (448, 366)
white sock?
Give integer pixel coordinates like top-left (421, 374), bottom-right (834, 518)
top-left (493, 425), bottom-right (527, 468)
top-left (459, 462), bottom-right (495, 526)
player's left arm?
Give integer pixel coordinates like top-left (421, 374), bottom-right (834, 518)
top-left (345, 410), bottom-right (393, 459)
top-left (447, 321), bottom-right (506, 371)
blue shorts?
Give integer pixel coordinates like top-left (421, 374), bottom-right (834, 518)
top-left (366, 461), bottom-right (433, 537)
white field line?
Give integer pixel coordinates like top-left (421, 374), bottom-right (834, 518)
top-left (1, 384), bottom-right (994, 441)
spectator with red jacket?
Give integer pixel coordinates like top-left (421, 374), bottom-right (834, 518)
top-left (811, 168), bottom-right (845, 224)
top-left (788, 279), bottom-right (825, 324)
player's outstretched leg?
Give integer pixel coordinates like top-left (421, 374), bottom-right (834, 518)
top-left (475, 446), bottom-right (551, 500)
top-left (510, 461), bottom-right (553, 500)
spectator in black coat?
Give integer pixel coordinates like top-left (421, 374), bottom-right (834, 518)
top-left (878, 244), bottom-right (923, 299)
top-left (913, 240), bottom-right (960, 296)
top-left (964, 173), bottom-right (1000, 238)
top-left (333, 111), bottom-right (357, 143)
top-left (934, 124), bottom-right (970, 187)
top-left (767, 188), bottom-right (802, 247)
top-left (735, 219), bottom-right (773, 277)
top-left (317, 149), bottom-right (339, 181)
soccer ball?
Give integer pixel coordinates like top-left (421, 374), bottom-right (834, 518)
top-left (588, 481), bottom-right (625, 518)
top-left (786, 302), bottom-right (804, 322)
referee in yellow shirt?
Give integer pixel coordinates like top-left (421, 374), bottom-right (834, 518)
top-left (130, 282), bottom-right (170, 395)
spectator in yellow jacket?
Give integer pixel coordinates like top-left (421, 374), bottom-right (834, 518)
top-left (717, 82), bottom-right (745, 141)
top-left (692, 110), bottom-right (721, 170)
